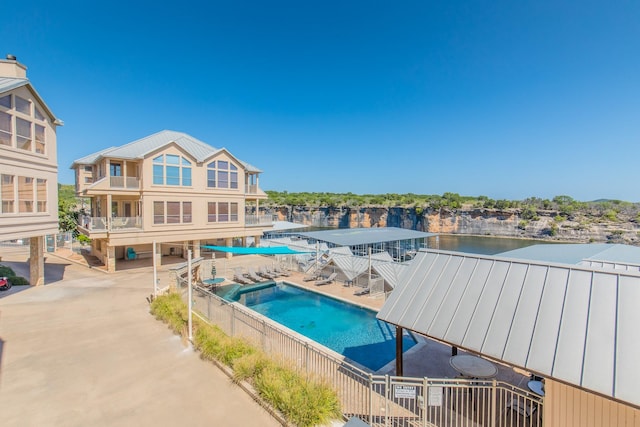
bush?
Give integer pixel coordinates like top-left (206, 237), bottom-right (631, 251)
top-left (0, 265), bottom-right (16, 277)
top-left (9, 276), bottom-right (30, 285)
top-left (152, 293), bottom-right (342, 426)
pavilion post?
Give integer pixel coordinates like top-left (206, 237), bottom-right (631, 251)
top-left (396, 325), bottom-right (403, 376)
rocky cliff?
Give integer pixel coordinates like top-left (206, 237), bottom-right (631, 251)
top-left (269, 206), bottom-right (640, 245)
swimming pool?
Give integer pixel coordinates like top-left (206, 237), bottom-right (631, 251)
top-left (221, 282), bottom-right (416, 371)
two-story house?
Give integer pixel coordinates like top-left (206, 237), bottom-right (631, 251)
top-left (0, 54), bottom-right (62, 285)
top-left (71, 130), bottom-right (272, 272)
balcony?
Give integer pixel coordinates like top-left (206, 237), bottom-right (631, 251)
top-left (110, 176), bottom-right (140, 189)
top-left (245, 214), bottom-right (273, 227)
top-left (80, 216), bottom-right (143, 233)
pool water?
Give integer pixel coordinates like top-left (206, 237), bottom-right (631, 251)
top-left (225, 282), bottom-right (416, 371)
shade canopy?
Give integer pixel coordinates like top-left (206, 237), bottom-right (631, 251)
top-left (202, 245), bottom-right (312, 255)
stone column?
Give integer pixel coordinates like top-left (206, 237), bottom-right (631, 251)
top-left (254, 235), bottom-right (261, 246)
top-left (193, 240), bottom-right (201, 258)
top-left (29, 236), bottom-right (45, 286)
top-left (106, 245), bottom-right (116, 273)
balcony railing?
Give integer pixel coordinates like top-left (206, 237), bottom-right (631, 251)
top-left (245, 214), bottom-right (273, 226)
top-left (81, 216), bottom-right (143, 232)
top-left (110, 176), bottom-right (140, 189)
top-left (245, 184), bottom-right (258, 194)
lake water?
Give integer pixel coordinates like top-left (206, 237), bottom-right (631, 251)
top-left (425, 234), bottom-right (546, 255)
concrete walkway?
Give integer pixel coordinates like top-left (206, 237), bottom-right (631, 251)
top-left (0, 247), bottom-right (281, 427)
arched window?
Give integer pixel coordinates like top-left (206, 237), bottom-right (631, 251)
top-left (153, 154), bottom-right (192, 186)
top-left (207, 160), bottom-right (238, 189)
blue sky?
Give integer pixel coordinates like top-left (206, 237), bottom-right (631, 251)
top-left (3, 1), bottom-right (639, 201)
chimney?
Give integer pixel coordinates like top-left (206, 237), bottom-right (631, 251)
top-left (0, 54), bottom-right (28, 78)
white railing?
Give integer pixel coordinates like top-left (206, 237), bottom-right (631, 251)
top-left (245, 184), bottom-right (258, 194)
top-left (80, 216), bottom-right (142, 232)
top-left (185, 286), bottom-right (544, 427)
top-left (245, 214), bottom-right (273, 226)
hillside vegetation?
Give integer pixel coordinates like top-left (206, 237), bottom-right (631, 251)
top-left (264, 191), bottom-right (640, 223)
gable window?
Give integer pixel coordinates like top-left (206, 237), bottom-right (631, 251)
top-left (207, 160), bottom-right (238, 189)
top-left (1, 174), bottom-right (14, 213)
top-left (34, 108), bottom-right (45, 121)
top-left (0, 111), bottom-right (11, 146)
top-left (15, 96), bottom-right (31, 115)
top-left (34, 125), bottom-right (45, 154)
top-left (16, 118), bottom-right (32, 151)
top-left (153, 154), bottom-right (192, 186)
top-left (0, 94), bottom-right (46, 154)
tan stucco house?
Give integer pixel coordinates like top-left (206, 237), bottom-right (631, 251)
top-left (0, 55), bottom-right (62, 285)
top-left (71, 130), bottom-right (272, 272)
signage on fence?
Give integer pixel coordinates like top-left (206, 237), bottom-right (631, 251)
top-left (428, 386), bottom-right (443, 407)
top-left (394, 385), bottom-right (417, 399)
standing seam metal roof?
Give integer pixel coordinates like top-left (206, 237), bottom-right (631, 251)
top-left (70, 130), bottom-right (262, 172)
top-left (298, 227), bottom-right (435, 246)
top-left (0, 77), bottom-right (62, 124)
top-left (377, 248), bottom-right (640, 407)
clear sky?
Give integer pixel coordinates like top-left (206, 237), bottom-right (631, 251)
top-left (3, 1), bottom-right (639, 201)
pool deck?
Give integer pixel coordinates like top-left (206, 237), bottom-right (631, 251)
top-left (215, 255), bottom-right (531, 389)
top-left (0, 244), bottom-right (537, 427)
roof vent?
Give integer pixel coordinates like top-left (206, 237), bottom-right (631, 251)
top-left (6, 54), bottom-right (17, 61)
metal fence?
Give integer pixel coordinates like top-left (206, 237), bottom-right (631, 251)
top-left (184, 284), bottom-right (543, 427)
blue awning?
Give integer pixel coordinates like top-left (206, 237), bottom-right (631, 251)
top-left (202, 245), bottom-right (313, 255)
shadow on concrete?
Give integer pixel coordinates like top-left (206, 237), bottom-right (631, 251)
top-left (0, 336), bottom-right (4, 379)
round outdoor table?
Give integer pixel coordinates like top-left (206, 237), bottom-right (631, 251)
top-left (527, 380), bottom-right (545, 397)
top-left (202, 277), bottom-right (225, 289)
top-left (449, 355), bottom-right (498, 379)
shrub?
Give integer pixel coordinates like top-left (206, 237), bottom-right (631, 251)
top-left (150, 293), bottom-right (188, 333)
top-left (0, 265), bottom-right (16, 277)
top-left (518, 220), bottom-right (528, 230)
top-left (9, 276), bottom-right (30, 285)
top-left (152, 293), bottom-right (342, 426)
top-left (255, 365), bottom-right (341, 427)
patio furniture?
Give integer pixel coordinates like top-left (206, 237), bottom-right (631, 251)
top-left (126, 247), bottom-right (137, 260)
top-left (233, 268), bottom-right (253, 285)
top-left (315, 272), bottom-right (337, 286)
top-left (449, 354), bottom-right (497, 379)
top-left (527, 380), bottom-right (545, 397)
top-left (202, 277), bottom-right (225, 291)
top-left (246, 267), bottom-right (264, 282)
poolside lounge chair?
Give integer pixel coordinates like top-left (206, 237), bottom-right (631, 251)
top-left (273, 265), bottom-right (291, 277)
top-left (303, 271), bottom-right (319, 281)
top-left (354, 287), bottom-right (370, 296)
top-left (258, 265), bottom-right (277, 279)
top-left (233, 268), bottom-right (253, 285)
top-left (314, 272), bottom-right (337, 286)
top-left (246, 267), bottom-right (264, 282)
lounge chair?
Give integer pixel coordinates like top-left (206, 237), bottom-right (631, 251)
top-left (303, 271), bottom-right (319, 281)
top-left (246, 267), bottom-right (264, 282)
top-left (273, 265), bottom-right (290, 277)
top-left (354, 287), bottom-right (370, 296)
top-left (233, 268), bottom-right (253, 285)
top-left (314, 272), bottom-right (337, 286)
top-left (258, 265), bottom-right (277, 279)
